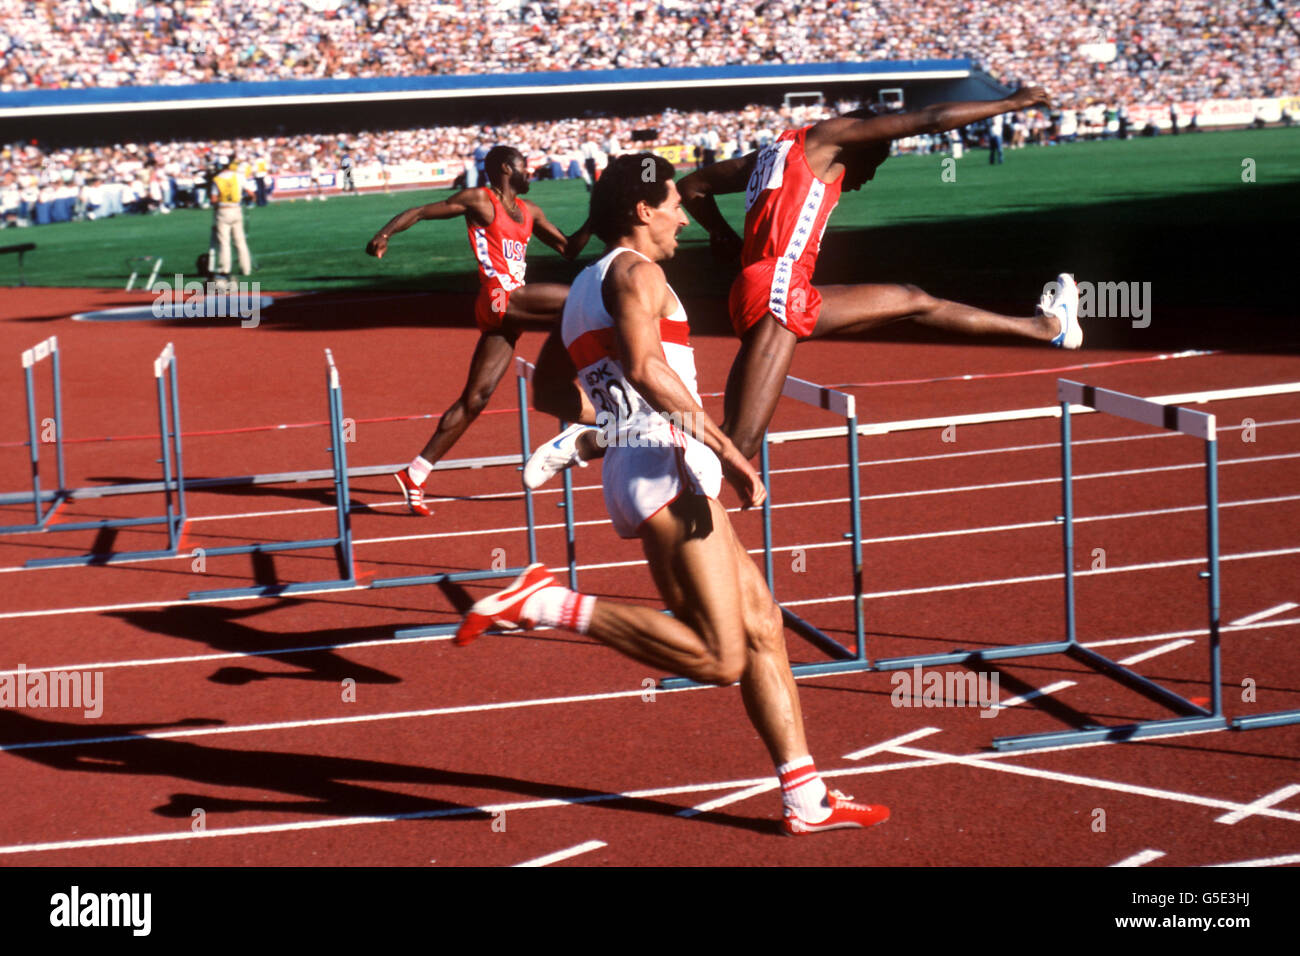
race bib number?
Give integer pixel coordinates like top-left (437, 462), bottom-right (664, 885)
top-left (502, 237), bottom-right (527, 283)
top-left (746, 140), bottom-right (792, 211)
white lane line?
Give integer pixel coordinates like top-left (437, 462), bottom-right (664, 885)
top-left (781, 547), bottom-right (1300, 606)
top-left (1214, 784), bottom-right (1300, 825)
top-left (0, 758), bottom-right (943, 857)
top-left (4, 605), bottom-right (1299, 685)
top-left (1112, 849), bottom-right (1166, 867)
top-left (0, 683), bottom-right (712, 753)
top-left (7, 544), bottom-right (1299, 623)
top-left (0, 631), bottom-right (454, 678)
top-left (6, 486), bottom-right (1297, 581)
top-left (887, 743), bottom-right (1300, 824)
top-left (1116, 640), bottom-right (1196, 667)
top-left (992, 681), bottom-right (1077, 711)
top-left (676, 782), bottom-right (777, 818)
top-left (1230, 602), bottom-right (1299, 626)
top-left (512, 840), bottom-right (607, 867)
top-left (1208, 852), bottom-right (1300, 867)
top-left (3, 729), bottom-right (1286, 858)
top-left (843, 727), bottom-right (942, 761)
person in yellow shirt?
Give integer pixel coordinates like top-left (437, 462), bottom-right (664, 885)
top-left (209, 157), bottom-right (252, 278)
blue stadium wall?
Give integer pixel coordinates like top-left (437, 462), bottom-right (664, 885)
top-left (1, 60), bottom-right (1008, 146)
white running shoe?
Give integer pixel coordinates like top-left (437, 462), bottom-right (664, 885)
top-left (523, 424), bottom-right (594, 490)
top-left (1038, 272), bottom-right (1082, 349)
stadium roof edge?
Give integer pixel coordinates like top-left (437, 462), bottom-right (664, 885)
top-left (0, 60), bottom-right (971, 118)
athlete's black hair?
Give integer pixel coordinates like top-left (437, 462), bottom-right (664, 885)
top-left (484, 145), bottom-right (523, 181)
top-left (589, 153), bottom-right (677, 244)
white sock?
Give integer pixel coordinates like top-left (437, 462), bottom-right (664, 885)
top-left (407, 455), bottom-right (434, 486)
top-left (778, 756), bottom-right (831, 822)
top-left (522, 586), bottom-right (595, 634)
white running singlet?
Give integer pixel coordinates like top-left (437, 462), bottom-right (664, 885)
top-left (562, 247), bottom-right (722, 537)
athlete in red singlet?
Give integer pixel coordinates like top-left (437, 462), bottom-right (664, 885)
top-left (679, 86), bottom-right (1083, 459)
top-left (366, 145), bottom-right (591, 516)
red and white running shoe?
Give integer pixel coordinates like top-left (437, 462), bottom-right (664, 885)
top-left (781, 789), bottom-right (890, 836)
top-left (394, 468), bottom-right (433, 517)
top-left (454, 563), bottom-right (556, 646)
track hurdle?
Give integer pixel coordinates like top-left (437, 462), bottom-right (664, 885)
top-left (370, 357), bottom-right (558, 639)
top-left (1, 336), bottom-right (67, 534)
top-left (663, 375), bottom-right (867, 688)
top-left (5, 340), bottom-right (188, 567)
top-left (976, 380), bottom-right (1232, 750)
top-left (186, 349), bottom-right (356, 600)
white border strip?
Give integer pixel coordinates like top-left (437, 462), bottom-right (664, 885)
top-left (512, 839), bottom-right (607, 867)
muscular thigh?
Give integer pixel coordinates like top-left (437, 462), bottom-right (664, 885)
top-left (813, 283), bottom-right (927, 337)
top-left (639, 496), bottom-right (747, 654)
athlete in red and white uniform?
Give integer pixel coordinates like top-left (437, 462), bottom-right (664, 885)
top-left (463, 154), bottom-right (891, 836)
top-left (468, 187), bottom-right (532, 332)
top-left (729, 125), bottom-right (842, 339)
top-left (562, 245), bottom-right (720, 536)
top-left (366, 145), bottom-right (591, 516)
top-left (680, 87), bottom-right (1083, 460)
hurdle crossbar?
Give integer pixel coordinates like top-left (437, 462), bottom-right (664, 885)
top-left (662, 375), bottom-right (867, 688)
top-left (186, 349), bottom-right (356, 600)
top-left (14, 342), bottom-right (189, 567)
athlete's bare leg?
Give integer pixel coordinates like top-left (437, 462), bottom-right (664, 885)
top-left (721, 315), bottom-right (799, 460)
top-left (815, 282), bottom-right (1058, 340)
top-left (417, 327), bottom-right (519, 464)
top-left (578, 495), bottom-right (808, 764)
top-left (722, 285), bottom-right (1060, 460)
top-left (506, 282), bottom-right (570, 322)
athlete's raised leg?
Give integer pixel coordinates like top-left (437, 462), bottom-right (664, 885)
top-left (507, 282), bottom-right (570, 322)
top-left (814, 282), bottom-right (1059, 340)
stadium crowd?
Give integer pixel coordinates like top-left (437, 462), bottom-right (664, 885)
top-left (2, 0), bottom-right (1297, 106)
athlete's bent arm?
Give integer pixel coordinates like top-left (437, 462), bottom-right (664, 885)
top-left (529, 204), bottom-right (593, 261)
top-left (365, 189), bottom-right (487, 258)
top-left (609, 258), bottom-right (765, 508)
top-left (678, 155), bottom-right (755, 259)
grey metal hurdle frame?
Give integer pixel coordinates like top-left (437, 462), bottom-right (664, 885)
top-left (3, 339), bottom-right (188, 567)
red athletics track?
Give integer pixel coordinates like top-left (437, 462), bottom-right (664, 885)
top-left (1, 287), bottom-right (1298, 867)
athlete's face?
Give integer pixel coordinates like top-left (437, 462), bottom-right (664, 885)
top-left (507, 155), bottom-right (530, 194)
top-left (644, 180), bottom-right (690, 259)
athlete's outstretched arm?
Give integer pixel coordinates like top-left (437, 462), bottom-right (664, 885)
top-left (364, 189), bottom-right (488, 258)
top-left (811, 87), bottom-right (1052, 152)
top-left (609, 258), bottom-right (764, 508)
top-left (678, 155), bottom-right (756, 261)
top-left (528, 204), bottom-right (593, 261)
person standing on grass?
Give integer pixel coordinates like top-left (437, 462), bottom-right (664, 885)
top-left (209, 157), bottom-right (252, 280)
top-left (458, 154), bottom-right (890, 836)
top-left (522, 88), bottom-right (1082, 485)
top-left (366, 145), bottom-right (591, 517)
